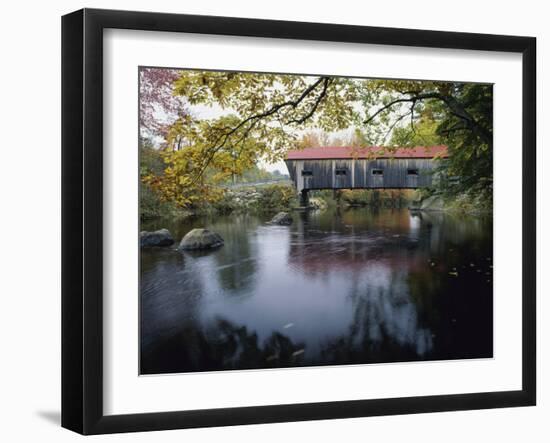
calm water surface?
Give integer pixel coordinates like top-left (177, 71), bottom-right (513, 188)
top-left (140, 207), bottom-right (493, 374)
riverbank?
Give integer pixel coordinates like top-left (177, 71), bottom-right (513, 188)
top-left (410, 190), bottom-right (493, 214)
top-left (140, 183), bottom-right (298, 221)
top-left (332, 189), bottom-right (492, 215)
top-left (141, 182), bottom-right (492, 222)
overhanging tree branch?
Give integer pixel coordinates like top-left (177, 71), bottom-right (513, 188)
top-left (192, 76), bottom-right (332, 182)
top-left (363, 91), bottom-right (492, 147)
top-left (286, 78), bottom-right (331, 125)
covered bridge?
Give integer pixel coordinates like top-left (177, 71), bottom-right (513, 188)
top-left (284, 145), bottom-right (448, 205)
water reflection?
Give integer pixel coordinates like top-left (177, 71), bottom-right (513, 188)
top-left (140, 207), bottom-right (493, 374)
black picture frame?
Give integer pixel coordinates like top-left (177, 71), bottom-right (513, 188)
top-left (62, 8), bottom-right (536, 435)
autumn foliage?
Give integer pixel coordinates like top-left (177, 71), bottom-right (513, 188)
top-left (139, 67), bottom-right (492, 213)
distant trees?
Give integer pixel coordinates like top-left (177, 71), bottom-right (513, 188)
top-left (295, 128), bottom-right (371, 149)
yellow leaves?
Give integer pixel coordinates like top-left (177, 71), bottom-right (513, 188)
top-left (142, 137), bottom-right (255, 209)
top-left (178, 176), bottom-right (191, 186)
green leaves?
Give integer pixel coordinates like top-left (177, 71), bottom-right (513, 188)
top-left (358, 80), bottom-right (493, 195)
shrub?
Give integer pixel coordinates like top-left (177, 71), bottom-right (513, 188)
top-left (340, 189), bottom-right (415, 208)
top-left (256, 184), bottom-right (297, 212)
top-left (140, 182), bottom-right (190, 220)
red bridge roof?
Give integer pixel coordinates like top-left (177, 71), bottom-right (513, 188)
top-left (286, 145), bottom-right (448, 160)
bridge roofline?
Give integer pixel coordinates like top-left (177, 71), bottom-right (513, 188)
top-left (285, 145), bottom-right (448, 160)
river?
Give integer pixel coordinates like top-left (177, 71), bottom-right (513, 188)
top-left (140, 207), bottom-right (493, 374)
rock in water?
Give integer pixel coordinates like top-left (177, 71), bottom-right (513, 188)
top-left (270, 212), bottom-right (293, 225)
top-left (140, 228), bottom-right (175, 248)
top-left (179, 228), bottom-right (224, 251)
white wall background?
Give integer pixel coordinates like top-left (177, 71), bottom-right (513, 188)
top-left (0, 0), bottom-right (546, 441)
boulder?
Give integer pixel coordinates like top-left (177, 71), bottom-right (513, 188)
top-left (270, 212), bottom-right (293, 225)
top-left (420, 195), bottom-right (445, 211)
top-left (140, 228), bottom-right (175, 248)
top-left (179, 228), bottom-right (224, 251)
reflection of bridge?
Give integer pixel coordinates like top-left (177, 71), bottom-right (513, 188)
top-left (285, 146), bottom-right (448, 205)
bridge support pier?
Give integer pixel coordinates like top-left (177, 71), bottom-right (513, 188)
top-left (299, 189), bottom-right (309, 207)
top-left (333, 189), bottom-right (342, 206)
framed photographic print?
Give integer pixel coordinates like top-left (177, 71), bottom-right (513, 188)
top-left (61, 8), bottom-right (536, 435)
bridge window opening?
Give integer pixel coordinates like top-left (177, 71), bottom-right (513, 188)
top-left (407, 169), bottom-right (419, 176)
top-left (335, 168), bottom-right (347, 176)
top-left (372, 169), bottom-right (384, 176)
top-left (301, 170), bottom-right (313, 177)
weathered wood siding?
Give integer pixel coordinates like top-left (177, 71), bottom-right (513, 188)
top-left (304, 160), bottom-right (333, 189)
top-left (285, 158), bottom-right (440, 191)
